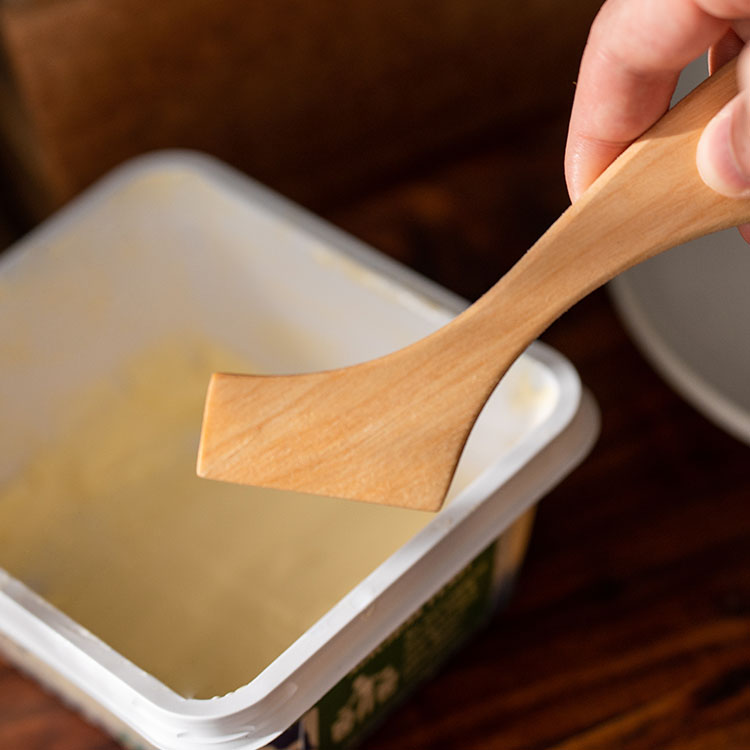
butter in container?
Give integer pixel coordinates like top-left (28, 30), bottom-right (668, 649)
top-left (0, 153), bottom-right (599, 750)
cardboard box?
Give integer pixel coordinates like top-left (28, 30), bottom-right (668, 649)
top-left (0, 0), bottom-right (601, 221)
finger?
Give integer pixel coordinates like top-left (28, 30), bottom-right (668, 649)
top-left (700, 25), bottom-right (750, 243)
top-left (731, 18), bottom-right (750, 39)
top-left (566, 0), bottom-right (729, 201)
top-left (708, 27), bottom-right (744, 71)
top-left (696, 46), bottom-right (750, 196)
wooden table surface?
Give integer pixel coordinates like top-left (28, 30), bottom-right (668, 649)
top-left (2, 106), bottom-right (750, 750)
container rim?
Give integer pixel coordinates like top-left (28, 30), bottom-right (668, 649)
top-left (0, 152), bottom-right (596, 749)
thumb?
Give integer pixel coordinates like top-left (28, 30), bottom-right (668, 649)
top-left (697, 49), bottom-right (750, 198)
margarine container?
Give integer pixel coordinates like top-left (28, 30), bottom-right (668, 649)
top-left (0, 152), bottom-right (599, 750)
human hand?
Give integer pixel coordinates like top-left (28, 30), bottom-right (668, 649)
top-left (565, 0), bottom-right (750, 240)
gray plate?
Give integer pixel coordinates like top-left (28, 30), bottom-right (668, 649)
top-left (611, 229), bottom-right (750, 444)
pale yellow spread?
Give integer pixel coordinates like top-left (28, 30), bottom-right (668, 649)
top-left (0, 338), bottom-right (432, 699)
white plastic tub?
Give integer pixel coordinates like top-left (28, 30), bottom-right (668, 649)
top-left (0, 152), bottom-right (598, 750)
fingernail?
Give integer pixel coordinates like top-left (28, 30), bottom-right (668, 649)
top-left (697, 95), bottom-right (750, 198)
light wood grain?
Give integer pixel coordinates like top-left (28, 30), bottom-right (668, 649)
top-left (5, 76), bottom-right (750, 749)
top-left (197, 60), bottom-right (750, 511)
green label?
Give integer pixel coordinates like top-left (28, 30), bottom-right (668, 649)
top-left (313, 543), bottom-right (496, 750)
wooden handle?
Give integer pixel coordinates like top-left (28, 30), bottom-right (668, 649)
top-left (197, 59), bottom-right (750, 512)
top-left (442, 59), bottom-right (750, 372)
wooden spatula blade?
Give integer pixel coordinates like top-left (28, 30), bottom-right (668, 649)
top-left (198, 62), bottom-right (750, 512)
top-left (196, 356), bottom-right (486, 511)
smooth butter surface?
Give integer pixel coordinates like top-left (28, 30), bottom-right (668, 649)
top-left (0, 337), bottom-right (432, 699)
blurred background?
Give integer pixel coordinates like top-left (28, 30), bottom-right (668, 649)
top-left (5, 3), bottom-right (750, 750)
top-left (0, 0), bottom-right (603, 297)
